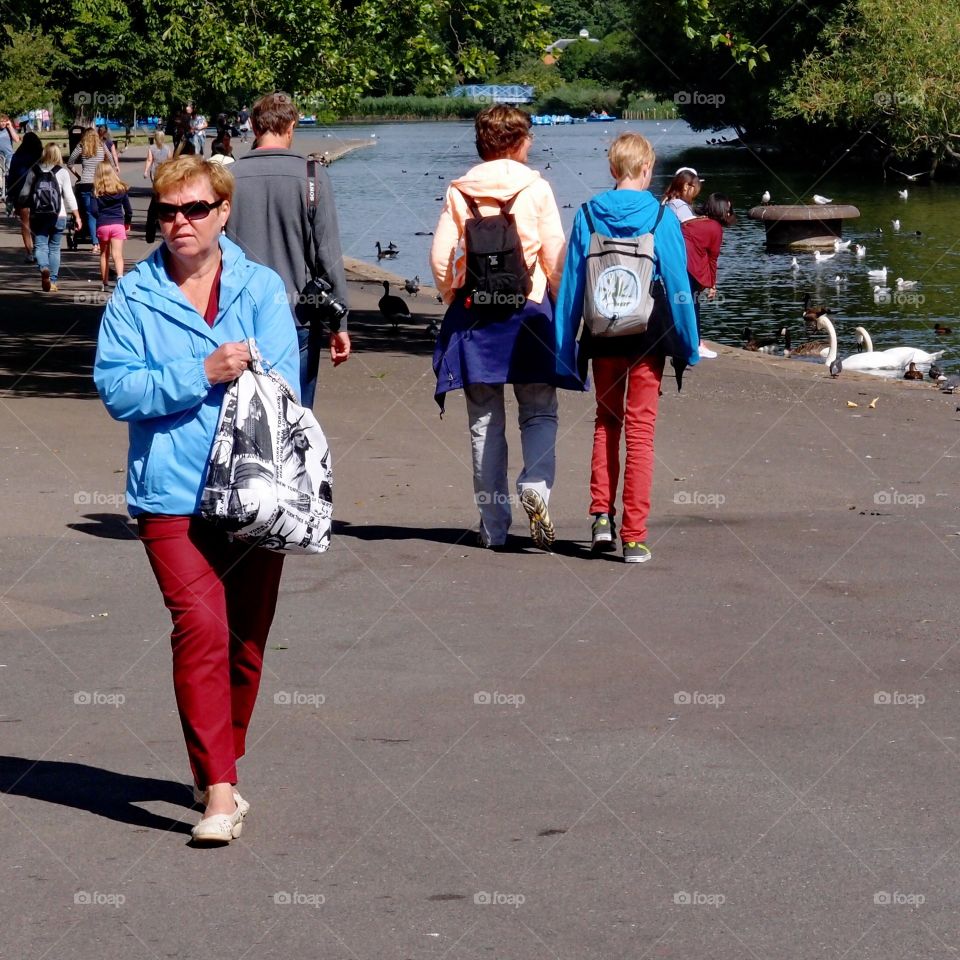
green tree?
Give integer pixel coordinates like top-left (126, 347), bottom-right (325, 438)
top-left (777, 0), bottom-right (960, 173)
top-left (0, 26), bottom-right (62, 115)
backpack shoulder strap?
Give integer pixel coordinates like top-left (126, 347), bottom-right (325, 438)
top-left (580, 201), bottom-right (596, 234)
top-left (453, 186), bottom-right (483, 219)
top-left (650, 202), bottom-right (666, 234)
top-left (502, 185), bottom-right (528, 215)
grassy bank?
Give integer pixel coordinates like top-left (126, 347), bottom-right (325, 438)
top-left (339, 90), bottom-right (677, 122)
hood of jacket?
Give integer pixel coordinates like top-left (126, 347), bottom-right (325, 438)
top-left (583, 188), bottom-right (663, 234)
top-left (450, 159), bottom-right (542, 204)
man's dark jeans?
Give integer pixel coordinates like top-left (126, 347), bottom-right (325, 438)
top-left (297, 322), bottom-right (324, 409)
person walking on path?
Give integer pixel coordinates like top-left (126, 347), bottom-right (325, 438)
top-left (0, 113), bottom-right (22, 179)
top-left (554, 132), bottom-right (699, 563)
top-left (90, 161), bottom-right (132, 290)
top-left (226, 91), bottom-right (350, 408)
top-left (681, 192), bottom-right (736, 361)
top-left (143, 131), bottom-right (171, 181)
top-left (98, 124), bottom-right (121, 170)
top-left (93, 155), bottom-right (300, 845)
top-left (430, 104), bottom-right (580, 551)
top-left (7, 130), bottom-right (43, 259)
top-left (68, 127), bottom-right (109, 254)
top-left (20, 143), bottom-right (81, 292)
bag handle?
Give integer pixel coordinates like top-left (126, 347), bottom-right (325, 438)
top-left (246, 337), bottom-right (265, 375)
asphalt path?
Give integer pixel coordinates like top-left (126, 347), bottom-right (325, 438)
top-left (1, 144), bottom-right (959, 959)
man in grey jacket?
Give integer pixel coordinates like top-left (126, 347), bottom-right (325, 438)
top-left (226, 92), bottom-right (350, 407)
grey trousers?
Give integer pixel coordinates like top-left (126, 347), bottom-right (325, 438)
top-left (464, 382), bottom-right (559, 546)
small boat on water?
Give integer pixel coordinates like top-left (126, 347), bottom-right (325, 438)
top-left (531, 114), bottom-right (574, 125)
top-left (586, 113), bottom-right (617, 122)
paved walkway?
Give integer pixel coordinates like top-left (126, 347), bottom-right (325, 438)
top-left (1, 156), bottom-right (959, 959)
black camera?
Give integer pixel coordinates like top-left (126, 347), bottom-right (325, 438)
top-left (298, 275), bottom-right (348, 329)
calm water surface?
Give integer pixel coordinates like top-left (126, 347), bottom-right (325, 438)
top-left (299, 120), bottom-right (959, 372)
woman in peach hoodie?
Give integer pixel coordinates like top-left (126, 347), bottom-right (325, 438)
top-left (430, 105), bottom-right (583, 552)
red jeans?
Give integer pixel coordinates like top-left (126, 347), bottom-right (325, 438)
top-left (138, 516), bottom-right (284, 789)
top-left (589, 354), bottom-right (665, 543)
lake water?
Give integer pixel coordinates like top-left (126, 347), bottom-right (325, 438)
top-left (298, 120), bottom-right (959, 372)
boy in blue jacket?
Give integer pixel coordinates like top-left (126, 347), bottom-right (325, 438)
top-left (554, 133), bottom-right (698, 563)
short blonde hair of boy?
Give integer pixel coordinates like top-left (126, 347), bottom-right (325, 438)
top-left (608, 133), bottom-right (656, 180)
top-left (152, 155), bottom-right (234, 202)
top-left (40, 143), bottom-right (63, 166)
top-left (94, 160), bottom-right (128, 196)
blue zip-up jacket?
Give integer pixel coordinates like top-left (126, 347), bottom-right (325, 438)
top-left (94, 235), bottom-right (299, 517)
top-left (554, 188), bottom-right (699, 380)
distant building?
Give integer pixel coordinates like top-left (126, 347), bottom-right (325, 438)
top-left (545, 28), bottom-right (600, 55)
top-left (449, 84), bottom-right (534, 104)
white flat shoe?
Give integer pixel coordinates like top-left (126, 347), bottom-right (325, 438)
top-left (193, 784), bottom-right (250, 817)
top-left (191, 804), bottom-right (244, 844)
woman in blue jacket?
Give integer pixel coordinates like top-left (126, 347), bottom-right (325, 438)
top-left (95, 156), bottom-right (299, 845)
top-left (555, 133), bottom-right (698, 564)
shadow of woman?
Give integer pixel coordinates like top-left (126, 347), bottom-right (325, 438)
top-left (0, 756), bottom-right (195, 835)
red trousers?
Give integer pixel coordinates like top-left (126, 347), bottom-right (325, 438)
top-left (138, 516), bottom-right (284, 789)
top-left (589, 354), bottom-right (665, 543)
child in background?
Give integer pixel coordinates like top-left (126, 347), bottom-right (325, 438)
top-left (90, 161), bottom-right (132, 292)
top-left (554, 133), bottom-right (699, 564)
top-left (681, 193), bottom-right (736, 360)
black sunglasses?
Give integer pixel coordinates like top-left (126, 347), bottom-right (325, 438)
top-left (156, 198), bottom-right (224, 222)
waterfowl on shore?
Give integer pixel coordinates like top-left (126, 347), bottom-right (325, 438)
top-left (379, 281), bottom-right (412, 333)
top-left (783, 327), bottom-right (830, 358)
top-left (934, 323), bottom-right (952, 335)
top-left (761, 190), bottom-right (771, 204)
top-left (742, 326), bottom-right (782, 353)
top-left (802, 294), bottom-right (828, 327)
top-left (855, 326), bottom-right (874, 352)
top-left (403, 275), bottom-right (420, 296)
top-left (929, 362), bottom-right (943, 380)
top-left (903, 362), bottom-right (924, 380)
top-left (813, 194), bottom-right (832, 204)
top-left (819, 316), bottom-right (945, 371)
top-left (375, 242), bottom-right (399, 260)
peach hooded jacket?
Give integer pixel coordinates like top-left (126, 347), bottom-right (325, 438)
top-left (429, 159), bottom-right (566, 306)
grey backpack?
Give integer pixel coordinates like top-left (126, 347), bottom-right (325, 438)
top-left (581, 201), bottom-right (665, 337)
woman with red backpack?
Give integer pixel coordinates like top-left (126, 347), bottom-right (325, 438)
top-left (20, 143), bottom-right (81, 292)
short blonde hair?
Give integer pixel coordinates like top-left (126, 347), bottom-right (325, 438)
top-left (40, 143), bottom-right (63, 166)
top-left (608, 133), bottom-right (656, 180)
top-left (153, 155), bottom-right (234, 202)
top-left (94, 160), bottom-right (128, 196)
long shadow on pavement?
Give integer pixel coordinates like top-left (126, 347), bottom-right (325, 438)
top-left (0, 756), bottom-right (194, 835)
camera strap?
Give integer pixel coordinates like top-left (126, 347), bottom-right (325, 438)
top-left (305, 157), bottom-right (321, 282)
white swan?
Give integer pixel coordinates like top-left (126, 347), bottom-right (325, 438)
top-left (867, 266), bottom-right (888, 281)
top-left (819, 317), bottom-right (945, 371)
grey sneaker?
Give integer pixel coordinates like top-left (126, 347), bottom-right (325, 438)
top-left (591, 513), bottom-right (616, 552)
top-left (623, 541), bottom-right (652, 564)
top-left (519, 488), bottom-right (555, 551)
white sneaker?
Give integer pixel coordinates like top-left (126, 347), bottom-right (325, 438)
top-left (698, 344), bottom-right (718, 359)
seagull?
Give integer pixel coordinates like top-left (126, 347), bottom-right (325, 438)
top-left (855, 244), bottom-right (866, 257)
top-left (891, 219), bottom-right (901, 231)
top-left (867, 266), bottom-right (888, 281)
top-left (890, 168), bottom-right (926, 182)
top-left (814, 250), bottom-right (835, 262)
top-left (898, 189), bottom-right (908, 199)
top-left (833, 238), bottom-right (851, 251)
top-left (813, 194), bottom-right (832, 204)
top-left (895, 277), bottom-right (918, 289)
top-left (761, 190), bottom-right (771, 204)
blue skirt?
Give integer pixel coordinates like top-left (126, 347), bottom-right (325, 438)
top-left (432, 296), bottom-right (585, 411)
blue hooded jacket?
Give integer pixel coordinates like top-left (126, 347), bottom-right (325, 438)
top-left (554, 189), bottom-right (699, 381)
top-left (94, 235), bottom-right (300, 517)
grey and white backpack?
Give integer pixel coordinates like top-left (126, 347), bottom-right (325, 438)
top-left (581, 201), bottom-right (665, 337)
